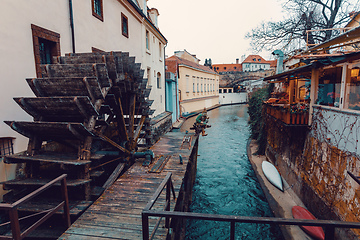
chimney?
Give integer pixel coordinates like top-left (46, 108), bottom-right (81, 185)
top-left (272, 50), bottom-right (284, 74)
top-left (236, 58), bottom-right (239, 64)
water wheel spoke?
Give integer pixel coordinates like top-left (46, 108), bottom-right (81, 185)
top-left (117, 96), bottom-right (129, 142)
top-left (128, 93), bottom-right (136, 140)
top-left (134, 115), bottom-right (146, 143)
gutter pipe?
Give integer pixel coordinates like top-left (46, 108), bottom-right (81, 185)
top-left (69, 0), bottom-right (76, 53)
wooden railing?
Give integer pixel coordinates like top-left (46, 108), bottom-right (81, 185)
top-left (265, 104), bottom-right (309, 126)
top-left (0, 174), bottom-right (70, 240)
top-left (142, 172), bottom-right (176, 240)
top-left (142, 174), bottom-right (360, 240)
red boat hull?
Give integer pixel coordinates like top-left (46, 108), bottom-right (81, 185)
top-left (292, 206), bottom-right (325, 240)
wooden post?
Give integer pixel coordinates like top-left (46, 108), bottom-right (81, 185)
top-left (309, 67), bottom-right (319, 125)
top-left (339, 63), bottom-right (349, 109)
top-left (230, 221), bottom-right (235, 240)
top-left (61, 177), bottom-right (71, 228)
top-left (165, 177), bottom-right (171, 228)
top-left (9, 208), bottom-right (21, 240)
top-left (142, 212), bottom-right (149, 240)
top-left (324, 225), bottom-right (335, 240)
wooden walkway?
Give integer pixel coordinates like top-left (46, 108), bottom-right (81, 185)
top-left (59, 131), bottom-right (197, 240)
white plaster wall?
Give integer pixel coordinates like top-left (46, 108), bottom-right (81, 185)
top-left (0, 1), bottom-right (166, 189)
top-left (0, 0), bottom-right (166, 153)
top-left (143, 25), bottom-right (166, 117)
top-left (72, 1), bottom-right (143, 58)
top-left (0, 0), bottom-right (72, 153)
top-left (312, 106), bottom-right (360, 155)
top-left (219, 93), bottom-right (247, 105)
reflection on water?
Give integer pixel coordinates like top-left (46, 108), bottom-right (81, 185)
top-left (183, 105), bottom-right (283, 240)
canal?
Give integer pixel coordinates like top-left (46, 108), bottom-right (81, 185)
top-left (180, 105), bottom-right (283, 239)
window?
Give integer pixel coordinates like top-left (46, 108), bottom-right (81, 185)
top-left (39, 39), bottom-right (55, 64)
top-left (229, 89), bottom-right (232, 93)
top-left (186, 75), bottom-right (189, 92)
top-left (159, 43), bottom-right (162, 60)
top-left (219, 89), bottom-right (222, 93)
top-left (92, 0), bottom-right (103, 21)
top-left (121, 13), bottom-right (129, 38)
top-left (146, 30), bottom-right (150, 50)
top-left (193, 83), bottom-right (195, 93)
top-left (157, 72), bottom-right (161, 89)
top-left (0, 137), bottom-right (14, 156)
top-left (316, 67), bottom-right (342, 107)
top-left (31, 24), bottom-right (60, 78)
top-left (346, 65), bottom-right (360, 110)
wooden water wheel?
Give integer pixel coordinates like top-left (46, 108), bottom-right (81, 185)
top-left (2, 52), bottom-right (153, 211)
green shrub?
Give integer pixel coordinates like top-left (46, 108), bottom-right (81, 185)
top-left (248, 86), bottom-right (271, 155)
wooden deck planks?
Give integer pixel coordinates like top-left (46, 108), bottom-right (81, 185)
top-left (59, 131), bottom-right (196, 240)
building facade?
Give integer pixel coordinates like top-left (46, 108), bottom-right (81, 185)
top-left (0, 0), bottom-right (167, 199)
top-left (166, 50), bottom-right (219, 116)
top-left (242, 55), bottom-right (271, 72)
top-left (0, 0), bottom-right (167, 153)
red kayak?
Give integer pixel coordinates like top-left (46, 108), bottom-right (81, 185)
top-left (292, 206), bottom-right (325, 240)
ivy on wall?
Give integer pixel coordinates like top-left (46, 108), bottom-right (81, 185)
top-left (248, 85), bottom-right (272, 154)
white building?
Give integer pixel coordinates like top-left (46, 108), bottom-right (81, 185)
top-left (242, 55), bottom-right (271, 72)
top-left (0, 0), bottom-right (167, 197)
top-left (0, 0), bottom-right (167, 154)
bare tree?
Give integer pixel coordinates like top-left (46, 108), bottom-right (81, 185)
top-left (246, 0), bottom-right (360, 54)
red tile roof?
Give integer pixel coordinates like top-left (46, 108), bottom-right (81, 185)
top-left (165, 55), bottom-right (217, 74)
top-left (242, 55), bottom-right (271, 64)
top-left (212, 63), bottom-right (242, 72)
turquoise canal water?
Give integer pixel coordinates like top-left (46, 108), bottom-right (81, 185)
top-left (181, 105), bottom-right (283, 240)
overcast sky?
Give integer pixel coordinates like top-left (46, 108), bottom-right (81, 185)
top-left (148, 0), bottom-right (285, 64)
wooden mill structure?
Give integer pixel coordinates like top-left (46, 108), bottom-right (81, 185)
top-left (1, 52), bottom-right (154, 236)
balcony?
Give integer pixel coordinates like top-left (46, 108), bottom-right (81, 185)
top-left (265, 103), bottom-right (309, 126)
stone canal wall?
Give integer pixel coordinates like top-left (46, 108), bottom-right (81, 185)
top-left (265, 109), bottom-right (360, 239)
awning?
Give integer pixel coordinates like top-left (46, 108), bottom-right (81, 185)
top-left (265, 51), bottom-right (360, 82)
top-left (304, 26), bottom-right (360, 55)
top-left (264, 64), bottom-right (313, 82)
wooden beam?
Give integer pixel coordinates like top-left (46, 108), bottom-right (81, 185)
top-left (128, 94), bottom-right (136, 140)
top-left (117, 97), bottom-right (129, 142)
top-left (102, 162), bottom-right (125, 190)
top-left (94, 131), bottom-right (131, 155)
top-left (134, 115), bottom-right (146, 143)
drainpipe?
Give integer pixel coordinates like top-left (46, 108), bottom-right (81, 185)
top-left (69, 0), bottom-right (76, 53)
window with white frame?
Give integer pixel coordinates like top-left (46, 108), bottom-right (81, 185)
top-left (146, 30), bottom-right (150, 51)
top-left (157, 72), bottom-right (161, 89)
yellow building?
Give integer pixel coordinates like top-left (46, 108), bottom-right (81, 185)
top-left (166, 50), bottom-right (219, 116)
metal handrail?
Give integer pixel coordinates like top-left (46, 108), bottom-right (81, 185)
top-left (142, 172), bottom-right (176, 240)
top-left (0, 174), bottom-right (70, 240)
top-left (142, 174), bottom-right (360, 240)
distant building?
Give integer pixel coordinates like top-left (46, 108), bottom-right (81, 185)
top-left (213, 59), bottom-right (243, 74)
top-left (242, 55), bottom-right (271, 72)
top-left (166, 50), bottom-right (219, 117)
